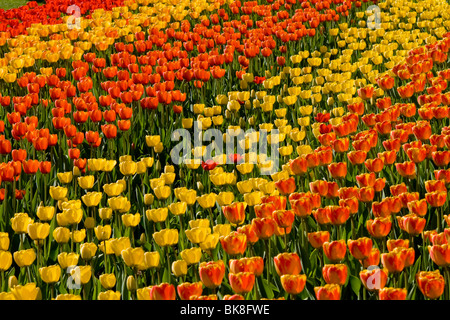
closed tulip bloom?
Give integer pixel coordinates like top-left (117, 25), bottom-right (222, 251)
top-left (185, 227), bottom-right (210, 244)
top-left (280, 274), bottom-right (307, 295)
top-left (199, 233), bottom-right (220, 252)
top-left (251, 217), bottom-right (277, 240)
top-left (178, 189), bottom-right (197, 206)
top-left (82, 192), bottom-right (102, 207)
top-left (57, 172), bottom-right (73, 184)
top-left (39, 265), bottom-right (61, 284)
top-left (309, 180), bottom-right (328, 196)
top-left (98, 239), bottom-right (114, 256)
top-left (291, 197), bottom-right (312, 218)
top-left (395, 161), bottom-right (416, 179)
top-left (54, 294), bottom-right (81, 300)
top-left (360, 268), bottom-right (388, 291)
top-left (150, 283), bottom-right (176, 300)
top-left (168, 202), bottom-right (187, 216)
top-left (407, 199), bottom-right (428, 217)
top-left (323, 264), bottom-right (348, 285)
top-left (328, 162), bottom-right (347, 179)
top-left (172, 260), bottom-right (188, 277)
top-left (381, 248), bottom-right (408, 273)
top-left (199, 260), bottom-right (225, 289)
top-left (80, 242), bottom-right (97, 261)
top-left (77, 175), bottom-right (95, 189)
top-left (361, 248), bottom-right (381, 269)
top-left (348, 237), bottom-right (373, 261)
top-left (52, 227), bottom-right (70, 244)
top-left (366, 217), bottom-right (392, 238)
top-left (177, 282), bottom-right (203, 300)
top-left (122, 213), bottom-right (141, 227)
top-left (314, 284), bottom-right (341, 300)
top-left (379, 287), bottom-right (407, 300)
top-left (121, 247), bottom-right (144, 268)
top-left (397, 214), bottom-right (426, 236)
top-left (229, 257), bottom-right (264, 276)
top-left (180, 247), bottom-right (202, 265)
top-left (428, 244), bottom-right (450, 267)
top-left (98, 290), bottom-right (121, 300)
top-left (99, 273), bottom-right (116, 290)
top-left (36, 205), bottom-right (55, 221)
top-left (146, 208), bottom-right (168, 223)
top-left (274, 252), bottom-right (302, 276)
top-left (103, 183), bottom-right (124, 197)
top-left (119, 161), bottom-right (137, 176)
top-left (13, 249), bottom-right (35, 268)
top-left (272, 210), bottom-right (295, 228)
top-left (189, 219), bottom-right (209, 229)
top-left (27, 222), bottom-right (50, 240)
top-left (328, 206), bottom-right (350, 225)
top-left (213, 224), bottom-right (231, 237)
top-left (69, 266), bottom-right (92, 285)
top-left (0, 251), bottom-right (12, 271)
top-left (220, 232), bottom-right (247, 256)
top-left (57, 252), bottom-right (79, 269)
top-left (387, 239), bottom-right (409, 252)
top-left (0, 233), bottom-right (8, 252)
top-left (416, 270), bottom-right (445, 299)
top-left (196, 193), bottom-right (217, 209)
top-left (308, 231), bottom-right (330, 249)
top-left (425, 191), bottom-right (447, 207)
top-left (70, 229), bottom-right (86, 243)
top-left (229, 272), bottom-right (255, 294)
top-left (275, 177), bottom-right (296, 195)
top-left (11, 283), bottom-right (41, 300)
top-left (323, 240), bottom-right (347, 263)
top-left (11, 213), bottom-right (33, 234)
top-left (109, 237), bottom-right (131, 256)
top-left (94, 225), bottom-right (111, 241)
top-left (222, 202), bottom-right (246, 226)
top-left (142, 251), bottom-right (160, 269)
top-left (49, 186), bottom-right (68, 200)
top-left (153, 229), bottom-right (178, 247)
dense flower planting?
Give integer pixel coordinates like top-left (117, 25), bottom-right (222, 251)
top-left (0, 0), bottom-right (448, 300)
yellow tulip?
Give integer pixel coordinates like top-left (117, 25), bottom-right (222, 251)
top-left (13, 249), bottom-right (36, 268)
top-left (146, 208), bottom-right (168, 223)
top-left (108, 196), bottom-right (128, 211)
top-left (142, 157), bottom-right (154, 168)
top-left (144, 251), bottom-right (160, 268)
top-left (196, 193), bottom-right (216, 209)
top-left (11, 283), bottom-right (41, 300)
top-left (185, 227), bottom-right (211, 244)
top-left (119, 155), bottom-right (132, 163)
top-left (82, 192), bottom-right (102, 207)
top-left (11, 213), bottom-right (33, 234)
top-left (0, 233), bottom-right (9, 251)
top-left (0, 251), bottom-right (12, 271)
top-left (109, 237), bottom-right (131, 257)
top-left (55, 294), bottom-right (81, 300)
top-left (180, 247), bottom-right (202, 265)
top-left (57, 172), bottom-right (73, 184)
top-left (172, 260), bottom-right (188, 277)
top-left (199, 233), bottom-right (220, 252)
top-left (103, 160), bottom-right (117, 172)
top-left (69, 266), bottom-right (92, 285)
top-left (70, 229), bottom-right (86, 243)
top-left (189, 219), bottom-right (210, 229)
top-left (213, 224), bottom-right (231, 237)
top-left (27, 222), bottom-right (50, 240)
top-left (98, 290), bottom-right (121, 300)
top-left (121, 247), bottom-right (145, 267)
top-left (99, 273), bottom-right (116, 290)
top-left (168, 202), bottom-right (187, 216)
top-left (137, 286), bottom-right (152, 300)
top-left (120, 161), bottom-right (137, 176)
top-left (94, 225), bottom-right (111, 241)
top-left (99, 208), bottom-right (113, 220)
top-left (216, 192), bottom-right (235, 206)
top-left (154, 185), bottom-right (171, 200)
top-left (88, 158), bottom-right (106, 172)
top-left (80, 242), bottom-right (97, 261)
top-left (98, 239), bottom-right (114, 255)
top-left (153, 229), bottom-right (179, 247)
top-left (103, 183), bottom-right (124, 197)
top-left (57, 252), bottom-right (79, 269)
top-left (145, 135), bottom-right (161, 147)
top-left (36, 204), bottom-right (55, 222)
top-left (161, 172), bottom-right (176, 185)
top-left (122, 213), bottom-right (141, 227)
top-left (243, 191), bottom-right (263, 206)
top-left (53, 227), bottom-right (70, 244)
top-left (39, 265), bottom-right (61, 284)
top-left (78, 175), bottom-right (95, 189)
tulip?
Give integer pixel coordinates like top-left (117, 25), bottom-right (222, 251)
top-left (0, 233), bottom-right (9, 251)
top-left (122, 213), bottom-right (141, 228)
top-left (172, 260), bottom-right (188, 277)
top-left (11, 213), bottom-right (33, 234)
top-left (39, 265), bottom-right (61, 284)
top-left (99, 273), bottom-right (116, 290)
top-left (69, 266), bottom-right (91, 285)
top-left (36, 205), bottom-right (55, 222)
top-left (229, 272), bottom-right (255, 294)
top-left (314, 284), bottom-right (341, 300)
top-left (94, 225), bottom-right (111, 241)
top-left (57, 252), bottom-right (79, 269)
top-left (180, 247), bottom-right (202, 265)
top-left (27, 222), bottom-right (50, 240)
top-left (153, 229), bottom-right (178, 247)
top-left (397, 214), bottom-right (426, 236)
top-left (381, 248), bottom-right (408, 273)
top-left (81, 192), bottom-right (102, 207)
top-left (360, 268), bottom-right (388, 291)
top-left (80, 243), bottom-right (97, 261)
top-left (348, 237), bottom-right (373, 261)
top-left (274, 253), bottom-right (302, 276)
top-left (323, 240), bottom-right (347, 263)
top-left (428, 244), bottom-right (450, 267)
top-left (280, 274), bottom-right (307, 295)
top-left (10, 283), bottom-right (41, 300)
top-left (177, 282), bottom-right (203, 300)
top-left (222, 202), bottom-right (246, 226)
top-left (78, 175), bottom-right (95, 189)
top-left (199, 260), bottom-right (225, 289)
top-left (416, 270), bottom-right (445, 299)
top-left (379, 287), bottom-right (407, 300)
top-left (0, 251), bottom-right (12, 271)
top-left (150, 283), bottom-right (176, 300)
top-left (220, 232), bottom-right (247, 256)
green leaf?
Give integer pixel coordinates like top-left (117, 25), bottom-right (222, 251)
top-left (350, 275), bottom-right (361, 296)
top-left (260, 278), bottom-right (274, 299)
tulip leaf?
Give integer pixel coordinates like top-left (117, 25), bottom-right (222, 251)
top-left (349, 275), bottom-right (361, 296)
top-left (260, 278), bottom-right (274, 299)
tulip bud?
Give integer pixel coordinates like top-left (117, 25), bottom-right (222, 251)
top-left (127, 275), bottom-right (137, 292)
top-left (225, 110), bottom-right (231, 119)
top-left (250, 90), bottom-right (256, 98)
top-left (140, 233), bottom-right (146, 244)
top-left (239, 117), bottom-right (246, 128)
top-left (155, 160), bottom-right (161, 172)
top-left (8, 275), bottom-right (18, 289)
top-left (179, 169), bottom-right (185, 180)
top-left (84, 217), bottom-right (95, 229)
top-left (248, 116), bottom-right (255, 126)
top-left (144, 194), bottom-right (154, 206)
top-left (265, 70), bottom-right (271, 78)
top-left (197, 182), bottom-right (204, 192)
top-left (244, 100), bottom-right (251, 110)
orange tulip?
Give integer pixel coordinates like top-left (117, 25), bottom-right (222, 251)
top-left (428, 244), bottom-right (450, 267)
top-left (290, 197), bottom-right (312, 218)
top-left (220, 232), bottom-right (247, 256)
top-left (416, 271), bottom-right (445, 299)
top-left (361, 248), bottom-right (381, 268)
top-left (273, 252), bottom-right (302, 276)
top-left (229, 257), bottom-right (264, 276)
top-left (307, 231), bottom-right (330, 249)
top-left (327, 206), bottom-right (350, 226)
top-left (254, 202), bottom-right (276, 219)
top-left (251, 218), bottom-right (277, 240)
top-left (381, 248), bottom-right (408, 273)
top-left (314, 284), bottom-right (341, 300)
top-left (272, 210), bottom-right (295, 228)
top-left (379, 287), bottom-right (407, 300)
top-left (387, 239), bottom-right (409, 252)
top-left (228, 272), bottom-right (255, 294)
top-left (395, 161), bottom-right (416, 179)
top-left (327, 162), bottom-right (347, 179)
top-left (323, 240), bottom-right (346, 263)
top-left (360, 268), bottom-right (388, 291)
top-left (406, 199), bottom-right (428, 217)
top-left (150, 283), bottom-right (176, 300)
top-left (425, 191), bottom-right (447, 207)
top-left (177, 282), bottom-right (203, 300)
top-left (280, 274), bottom-right (307, 295)
top-left (348, 237), bottom-right (373, 261)
top-left (275, 177), bottom-right (296, 195)
top-left (322, 264), bottom-right (348, 285)
top-left (199, 260), bottom-right (225, 289)
top-left (366, 217), bottom-right (392, 238)
top-left (222, 202), bottom-right (246, 226)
